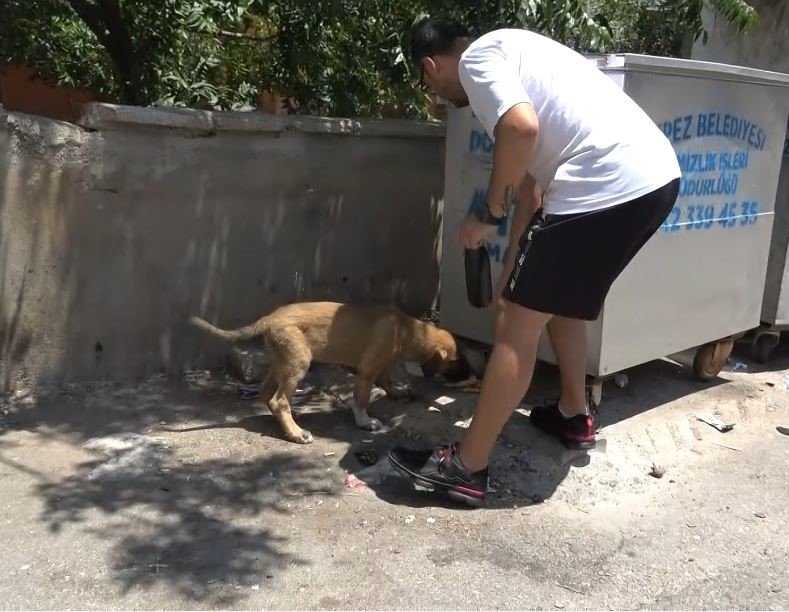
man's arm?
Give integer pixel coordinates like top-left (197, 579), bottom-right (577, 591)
top-left (485, 102), bottom-right (539, 219)
top-left (509, 173), bottom-right (542, 247)
top-left (495, 173), bottom-right (542, 299)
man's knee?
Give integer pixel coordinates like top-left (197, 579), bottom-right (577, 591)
top-left (493, 299), bottom-right (551, 347)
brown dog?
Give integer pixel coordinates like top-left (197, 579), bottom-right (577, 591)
top-left (190, 301), bottom-right (470, 444)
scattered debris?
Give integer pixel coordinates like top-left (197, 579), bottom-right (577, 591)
top-left (783, 373), bottom-right (789, 391)
top-left (649, 463), bottom-right (665, 479)
top-left (20, 565), bottom-right (31, 571)
top-left (362, 438), bottom-right (373, 444)
top-left (453, 417), bottom-right (473, 429)
top-left (426, 517), bottom-right (436, 524)
top-left (686, 523), bottom-right (697, 528)
top-left (696, 413), bottom-right (734, 433)
top-left (613, 373), bottom-right (629, 389)
top-left (404, 515), bottom-right (415, 524)
top-left (345, 459), bottom-right (400, 489)
top-left (777, 426), bottom-right (789, 437)
top-left (754, 512), bottom-right (767, 519)
top-left (354, 449), bottom-right (379, 467)
top-left (557, 582), bottom-right (586, 595)
top-left (434, 395), bottom-right (456, 406)
top-left (343, 472), bottom-right (367, 491)
top-left (324, 451), bottom-right (336, 457)
top-left (251, 584), bottom-right (260, 591)
top-left (732, 361), bottom-right (748, 372)
top-left (238, 381), bottom-right (316, 403)
top-left (238, 386), bottom-right (260, 401)
top-left (183, 370), bottom-right (211, 384)
top-left (83, 434), bottom-right (168, 481)
top-left (709, 441), bottom-right (742, 452)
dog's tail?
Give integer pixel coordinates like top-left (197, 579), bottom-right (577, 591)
top-left (189, 316), bottom-right (265, 342)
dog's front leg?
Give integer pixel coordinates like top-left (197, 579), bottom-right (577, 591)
top-left (351, 376), bottom-right (383, 431)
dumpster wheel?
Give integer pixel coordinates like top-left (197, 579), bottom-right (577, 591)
top-left (693, 340), bottom-right (734, 381)
top-left (751, 330), bottom-right (780, 364)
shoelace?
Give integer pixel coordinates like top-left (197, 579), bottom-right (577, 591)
top-left (436, 443), bottom-right (460, 472)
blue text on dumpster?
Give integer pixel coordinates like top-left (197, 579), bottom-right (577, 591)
top-left (659, 111), bottom-right (766, 233)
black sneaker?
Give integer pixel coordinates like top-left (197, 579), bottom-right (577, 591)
top-left (529, 395), bottom-right (598, 450)
top-left (388, 442), bottom-right (488, 508)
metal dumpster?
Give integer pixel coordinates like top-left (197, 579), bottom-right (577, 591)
top-left (440, 54), bottom-right (789, 396)
top-left (751, 122), bottom-right (789, 362)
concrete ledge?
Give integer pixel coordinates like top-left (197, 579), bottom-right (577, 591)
top-left (77, 103), bottom-right (445, 138)
top-left (212, 111), bottom-right (445, 138)
top-left (78, 103), bottom-right (215, 136)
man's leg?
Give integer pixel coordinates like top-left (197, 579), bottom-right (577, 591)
top-left (459, 300), bottom-right (551, 471)
top-left (529, 314), bottom-right (596, 449)
top-left (546, 316), bottom-right (588, 416)
top-left (388, 300), bottom-right (550, 505)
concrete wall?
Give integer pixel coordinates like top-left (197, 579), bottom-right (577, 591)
top-left (693, 1), bottom-right (789, 72)
top-left (0, 103), bottom-right (445, 391)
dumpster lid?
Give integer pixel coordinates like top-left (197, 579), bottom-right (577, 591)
top-left (592, 54), bottom-right (789, 88)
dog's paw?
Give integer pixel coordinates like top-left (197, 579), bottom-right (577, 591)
top-left (287, 429), bottom-right (314, 444)
top-left (355, 416), bottom-right (383, 431)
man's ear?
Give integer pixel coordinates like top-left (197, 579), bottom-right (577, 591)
top-left (423, 56), bottom-right (438, 79)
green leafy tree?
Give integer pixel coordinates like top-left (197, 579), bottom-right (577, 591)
top-left (0, 0), bottom-right (760, 117)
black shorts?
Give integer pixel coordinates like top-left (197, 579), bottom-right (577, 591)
top-left (503, 178), bottom-right (680, 321)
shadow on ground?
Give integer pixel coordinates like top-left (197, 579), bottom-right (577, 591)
top-left (1, 341), bottom-right (784, 603)
top-left (0, 381), bottom-right (335, 606)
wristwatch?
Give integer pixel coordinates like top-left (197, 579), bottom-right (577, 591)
top-left (473, 203), bottom-right (506, 226)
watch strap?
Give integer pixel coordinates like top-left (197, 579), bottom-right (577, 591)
top-left (473, 203), bottom-right (505, 226)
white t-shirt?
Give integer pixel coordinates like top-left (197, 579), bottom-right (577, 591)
top-left (458, 29), bottom-right (681, 215)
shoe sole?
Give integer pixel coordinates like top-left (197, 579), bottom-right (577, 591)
top-left (388, 454), bottom-right (486, 508)
top-left (530, 419), bottom-right (597, 451)
top-left (563, 439), bottom-right (597, 451)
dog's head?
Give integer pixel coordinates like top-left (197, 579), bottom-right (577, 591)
top-left (420, 328), bottom-right (473, 382)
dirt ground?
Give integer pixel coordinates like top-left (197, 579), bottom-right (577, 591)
top-left (1, 340), bottom-right (788, 610)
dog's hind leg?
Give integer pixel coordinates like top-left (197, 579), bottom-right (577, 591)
top-left (258, 371), bottom-right (277, 404)
top-left (265, 330), bottom-right (313, 444)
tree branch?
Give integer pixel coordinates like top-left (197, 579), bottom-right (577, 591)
top-left (215, 29), bottom-right (278, 43)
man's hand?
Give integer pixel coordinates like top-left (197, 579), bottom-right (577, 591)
top-left (456, 215), bottom-right (497, 249)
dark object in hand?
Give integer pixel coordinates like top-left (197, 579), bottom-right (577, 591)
top-left (465, 246), bottom-right (492, 309)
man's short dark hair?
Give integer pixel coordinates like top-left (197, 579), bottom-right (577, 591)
top-left (409, 17), bottom-right (471, 68)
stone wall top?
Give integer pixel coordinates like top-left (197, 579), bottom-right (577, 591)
top-left (77, 103), bottom-right (445, 138)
